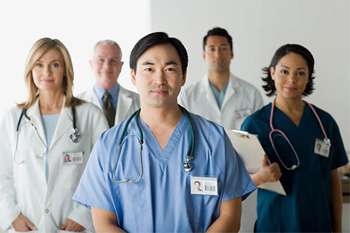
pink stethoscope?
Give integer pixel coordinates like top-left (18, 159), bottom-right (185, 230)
top-left (269, 100), bottom-right (330, 170)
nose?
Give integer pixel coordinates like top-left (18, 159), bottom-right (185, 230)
top-left (154, 70), bottom-right (167, 84)
top-left (43, 65), bottom-right (52, 75)
top-left (102, 61), bottom-right (112, 71)
top-left (287, 72), bottom-right (298, 83)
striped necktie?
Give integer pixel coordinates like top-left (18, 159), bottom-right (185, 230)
top-left (102, 91), bottom-right (116, 127)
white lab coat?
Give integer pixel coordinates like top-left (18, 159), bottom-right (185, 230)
top-left (0, 99), bottom-right (108, 233)
top-left (78, 85), bottom-right (140, 126)
top-left (179, 73), bottom-right (263, 130)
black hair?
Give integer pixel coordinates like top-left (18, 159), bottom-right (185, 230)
top-left (129, 32), bottom-right (188, 75)
top-left (262, 44), bottom-right (315, 97)
top-left (203, 27), bottom-right (233, 53)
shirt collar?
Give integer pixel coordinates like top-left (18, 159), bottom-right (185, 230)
top-left (93, 83), bottom-right (120, 106)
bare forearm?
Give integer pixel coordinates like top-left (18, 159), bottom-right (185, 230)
top-left (331, 169), bottom-right (342, 233)
top-left (206, 198), bottom-right (241, 233)
top-left (92, 208), bottom-right (126, 233)
top-left (94, 224), bottom-right (125, 233)
top-left (206, 215), bottom-right (240, 233)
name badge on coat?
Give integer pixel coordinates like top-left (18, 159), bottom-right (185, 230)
top-left (63, 152), bottom-right (84, 165)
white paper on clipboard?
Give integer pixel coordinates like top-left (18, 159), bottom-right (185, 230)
top-left (225, 129), bottom-right (286, 196)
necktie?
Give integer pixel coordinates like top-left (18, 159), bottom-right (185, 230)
top-left (102, 91), bottom-right (116, 127)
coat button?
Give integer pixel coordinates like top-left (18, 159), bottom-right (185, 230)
top-left (44, 208), bottom-right (49, 214)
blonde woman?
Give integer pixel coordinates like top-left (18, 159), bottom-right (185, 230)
top-left (0, 38), bottom-right (108, 233)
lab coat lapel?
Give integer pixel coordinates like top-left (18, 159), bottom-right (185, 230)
top-left (221, 74), bottom-right (239, 110)
top-left (26, 99), bottom-right (48, 148)
top-left (90, 88), bottom-right (103, 110)
top-left (115, 86), bottom-right (132, 124)
top-left (49, 98), bottom-right (73, 149)
top-left (203, 78), bottom-right (220, 112)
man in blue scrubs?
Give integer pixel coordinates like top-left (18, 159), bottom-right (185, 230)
top-left (73, 32), bottom-right (255, 233)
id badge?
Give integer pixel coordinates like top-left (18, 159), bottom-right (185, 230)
top-left (63, 152), bottom-right (84, 165)
top-left (191, 176), bottom-right (218, 196)
top-left (314, 138), bottom-right (331, 158)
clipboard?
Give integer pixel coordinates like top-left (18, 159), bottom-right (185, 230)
top-left (225, 129), bottom-right (286, 196)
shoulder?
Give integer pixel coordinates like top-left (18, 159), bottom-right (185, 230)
top-left (2, 106), bottom-right (22, 120)
top-left (0, 106), bottom-right (23, 132)
top-left (77, 89), bottom-right (93, 99)
top-left (241, 104), bottom-right (271, 131)
top-left (74, 101), bottom-right (106, 126)
top-left (190, 112), bottom-right (226, 141)
top-left (75, 101), bottom-right (102, 114)
top-left (308, 103), bottom-right (339, 131)
top-left (119, 85), bottom-right (139, 99)
top-left (232, 74), bottom-right (260, 94)
top-left (181, 79), bottom-right (206, 97)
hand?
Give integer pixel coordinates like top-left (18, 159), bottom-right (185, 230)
top-left (59, 218), bottom-right (85, 232)
top-left (252, 155), bottom-right (282, 186)
top-left (12, 213), bottom-right (37, 232)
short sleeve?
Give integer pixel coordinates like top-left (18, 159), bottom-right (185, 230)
top-left (330, 120), bottom-right (348, 169)
top-left (73, 133), bottom-right (115, 213)
top-left (221, 132), bottom-right (256, 201)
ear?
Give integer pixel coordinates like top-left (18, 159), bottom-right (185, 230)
top-left (131, 69), bottom-right (137, 85)
top-left (202, 50), bottom-right (206, 60)
top-left (270, 67), bottom-right (276, 80)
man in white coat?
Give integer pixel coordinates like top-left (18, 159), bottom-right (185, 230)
top-left (179, 27), bottom-right (278, 232)
top-left (179, 27), bottom-right (263, 130)
top-left (79, 40), bottom-right (140, 127)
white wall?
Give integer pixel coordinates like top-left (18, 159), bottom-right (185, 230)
top-left (0, 1), bottom-right (150, 232)
top-left (150, 0), bottom-right (350, 232)
top-left (0, 0), bottom-right (150, 118)
top-left (150, 0), bottom-right (350, 150)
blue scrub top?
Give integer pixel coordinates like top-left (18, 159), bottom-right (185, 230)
top-left (73, 112), bottom-right (255, 232)
top-left (241, 103), bottom-right (349, 232)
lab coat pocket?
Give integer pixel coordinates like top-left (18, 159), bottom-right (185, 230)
top-left (234, 109), bottom-right (253, 119)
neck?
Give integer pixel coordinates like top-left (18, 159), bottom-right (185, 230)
top-left (274, 96), bottom-right (305, 125)
top-left (39, 91), bottom-right (64, 114)
top-left (140, 105), bottom-right (183, 130)
top-left (208, 70), bottom-right (230, 91)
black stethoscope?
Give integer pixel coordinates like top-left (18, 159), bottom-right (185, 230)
top-left (112, 106), bottom-right (195, 183)
top-left (16, 106), bottom-right (81, 144)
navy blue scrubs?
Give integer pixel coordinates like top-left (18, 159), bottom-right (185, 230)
top-left (241, 103), bottom-right (348, 232)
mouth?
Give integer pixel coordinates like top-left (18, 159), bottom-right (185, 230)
top-left (150, 89), bottom-right (168, 96)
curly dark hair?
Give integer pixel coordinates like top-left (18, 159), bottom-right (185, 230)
top-left (262, 44), bottom-right (315, 97)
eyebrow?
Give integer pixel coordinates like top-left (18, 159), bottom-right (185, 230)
top-left (141, 60), bottom-right (179, 66)
top-left (36, 59), bottom-right (62, 63)
top-left (280, 64), bottom-right (306, 70)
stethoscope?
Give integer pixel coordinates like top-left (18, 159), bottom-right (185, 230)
top-left (112, 106), bottom-right (195, 183)
top-left (269, 100), bottom-right (329, 170)
top-left (16, 106), bottom-right (81, 144)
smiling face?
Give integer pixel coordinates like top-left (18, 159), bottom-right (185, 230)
top-left (32, 48), bottom-right (65, 94)
top-left (270, 52), bottom-right (309, 101)
top-left (131, 43), bottom-right (185, 109)
top-left (90, 43), bottom-right (123, 90)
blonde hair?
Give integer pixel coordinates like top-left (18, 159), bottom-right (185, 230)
top-left (18, 37), bottom-right (82, 109)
